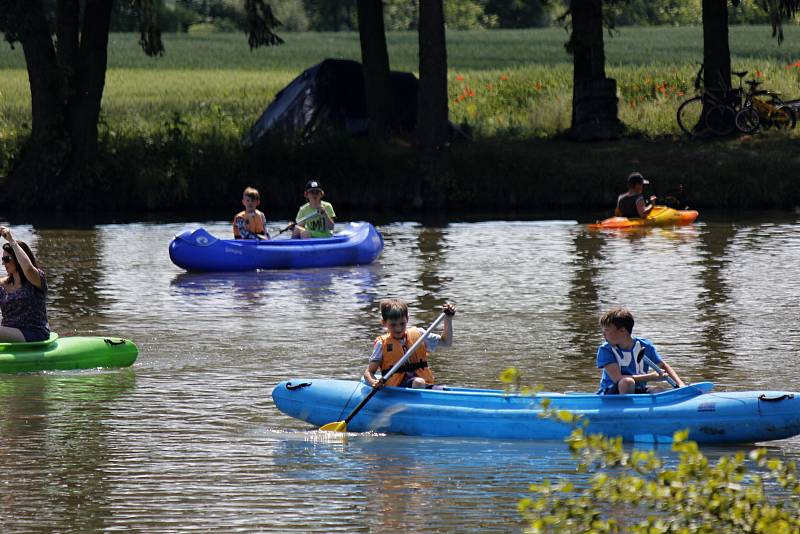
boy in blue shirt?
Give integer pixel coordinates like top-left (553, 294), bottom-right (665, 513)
top-left (596, 307), bottom-right (685, 394)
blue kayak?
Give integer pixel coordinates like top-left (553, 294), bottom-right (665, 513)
top-left (169, 222), bottom-right (383, 272)
top-left (272, 379), bottom-right (800, 444)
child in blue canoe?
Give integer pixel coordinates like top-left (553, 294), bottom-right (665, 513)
top-left (363, 299), bottom-right (455, 389)
top-left (596, 306), bottom-right (684, 395)
top-left (291, 180), bottom-right (336, 239)
top-left (233, 186), bottom-right (268, 240)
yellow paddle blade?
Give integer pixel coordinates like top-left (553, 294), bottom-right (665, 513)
top-left (319, 420), bottom-right (347, 432)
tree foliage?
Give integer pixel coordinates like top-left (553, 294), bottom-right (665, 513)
top-left (497, 369), bottom-right (800, 534)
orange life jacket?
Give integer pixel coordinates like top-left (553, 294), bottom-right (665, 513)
top-left (233, 210), bottom-right (266, 239)
top-left (377, 328), bottom-right (435, 387)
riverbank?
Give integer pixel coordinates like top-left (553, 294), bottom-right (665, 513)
top-left (2, 28), bottom-right (800, 213)
top-left (5, 132), bottom-right (797, 215)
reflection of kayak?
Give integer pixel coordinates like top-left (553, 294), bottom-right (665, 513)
top-left (272, 379), bottom-right (800, 444)
top-left (0, 334), bottom-right (138, 374)
top-left (169, 222), bottom-right (384, 272)
top-left (589, 206), bottom-right (699, 229)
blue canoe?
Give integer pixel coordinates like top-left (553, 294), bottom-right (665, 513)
top-left (272, 379), bottom-right (800, 444)
top-left (169, 222), bottom-right (383, 272)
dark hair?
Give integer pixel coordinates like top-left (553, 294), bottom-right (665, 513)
top-left (599, 306), bottom-right (635, 334)
top-left (2, 241), bottom-right (39, 286)
top-left (243, 186), bottom-right (260, 200)
top-left (380, 298), bottom-right (409, 321)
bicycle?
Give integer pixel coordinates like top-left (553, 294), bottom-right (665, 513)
top-left (734, 79), bottom-right (797, 134)
top-left (677, 64), bottom-right (747, 137)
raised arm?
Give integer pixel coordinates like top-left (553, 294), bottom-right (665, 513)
top-left (438, 303), bottom-right (456, 347)
top-left (0, 227), bottom-right (42, 289)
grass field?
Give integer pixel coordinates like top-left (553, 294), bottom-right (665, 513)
top-left (3, 26), bottom-right (800, 142)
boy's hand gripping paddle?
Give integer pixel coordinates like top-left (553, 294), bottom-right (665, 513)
top-left (637, 348), bottom-right (679, 388)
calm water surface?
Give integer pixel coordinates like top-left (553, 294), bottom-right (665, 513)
top-left (1, 216), bottom-right (799, 532)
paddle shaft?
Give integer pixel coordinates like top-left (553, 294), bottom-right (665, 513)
top-left (267, 210), bottom-right (322, 239)
top-left (340, 312), bottom-right (447, 426)
top-left (641, 354), bottom-right (679, 388)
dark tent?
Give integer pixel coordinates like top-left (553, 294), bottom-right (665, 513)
top-left (243, 58), bottom-right (463, 146)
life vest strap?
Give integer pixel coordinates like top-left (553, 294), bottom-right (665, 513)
top-left (383, 360), bottom-right (429, 377)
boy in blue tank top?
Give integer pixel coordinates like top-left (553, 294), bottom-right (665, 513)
top-left (596, 306), bottom-right (685, 395)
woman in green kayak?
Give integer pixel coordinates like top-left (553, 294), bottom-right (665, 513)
top-left (0, 226), bottom-right (50, 342)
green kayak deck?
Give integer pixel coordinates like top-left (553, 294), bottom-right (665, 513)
top-left (0, 333), bottom-right (138, 373)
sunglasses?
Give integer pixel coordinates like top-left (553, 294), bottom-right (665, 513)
top-left (1, 256), bottom-right (12, 264)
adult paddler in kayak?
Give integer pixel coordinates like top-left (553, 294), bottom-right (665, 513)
top-left (0, 226), bottom-right (51, 342)
top-left (615, 172), bottom-right (657, 219)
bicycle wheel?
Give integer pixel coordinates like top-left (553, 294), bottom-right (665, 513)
top-left (676, 96), bottom-right (704, 136)
top-left (770, 105), bottom-right (797, 130)
top-left (705, 104), bottom-right (735, 136)
top-left (734, 106), bottom-right (760, 134)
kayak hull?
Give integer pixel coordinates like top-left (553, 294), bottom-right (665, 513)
top-left (0, 334), bottom-right (138, 373)
top-left (169, 222), bottom-right (384, 272)
top-left (590, 206), bottom-right (699, 229)
top-left (272, 379), bottom-right (800, 444)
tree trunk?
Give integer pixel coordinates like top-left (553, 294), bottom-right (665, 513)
top-left (4, 0), bottom-right (114, 209)
top-left (702, 0), bottom-right (731, 93)
top-left (357, 0), bottom-right (394, 139)
top-left (569, 0), bottom-right (621, 141)
top-left (19, 0), bottom-right (63, 144)
top-left (416, 0), bottom-right (449, 206)
top-left (66, 0), bottom-right (113, 182)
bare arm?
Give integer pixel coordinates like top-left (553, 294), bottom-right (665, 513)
top-left (604, 362), bottom-right (662, 384)
top-left (636, 197), bottom-right (654, 218)
top-left (0, 227), bottom-right (42, 289)
top-left (660, 361), bottom-right (686, 387)
top-left (363, 361), bottom-right (382, 388)
top-left (438, 303), bottom-right (456, 347)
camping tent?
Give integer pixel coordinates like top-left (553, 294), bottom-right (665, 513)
top-left (243, 58), bottom-right (460, 145)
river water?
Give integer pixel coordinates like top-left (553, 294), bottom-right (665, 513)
top-left (1, 215), bottom-right (799, 532)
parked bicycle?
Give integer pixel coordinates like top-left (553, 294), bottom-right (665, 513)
top-left (734, 79), bottom-right (796, 133)
top-left (676, 64), bottom-right (746, 137)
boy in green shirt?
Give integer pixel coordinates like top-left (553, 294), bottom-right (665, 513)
top-left (292, 179), bottom-right (336, 239)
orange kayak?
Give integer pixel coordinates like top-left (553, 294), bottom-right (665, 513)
top-left (589, 206), bottom-right (699, 229)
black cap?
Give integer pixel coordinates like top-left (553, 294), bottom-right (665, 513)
top-left (304, 179), bottom-right (323, 192)
top-left (627, 172), bottom-right (649, 186)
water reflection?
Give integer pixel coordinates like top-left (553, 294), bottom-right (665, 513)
top-left (171, 266), bottom-right (377, 299)
top-left (34, 228), bottom-right (109, 330)
top-left (270, 433), bottom-right (576, 532)
top-left (565, 228), bottom-right (606, 378)
top-left (0, 371), bottom-right (136, 532)
top-left (694, 222), bottom-right (738, 379)
top-left (415, 227), bottom-right (452, 313)
top-left (0, 217), bottom-right (798, 533)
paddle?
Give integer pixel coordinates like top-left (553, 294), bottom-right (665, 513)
top-left (320, 311), bottom-right (448, 433)
top-left (263, 210), bottom-right (322, 240)
top-left (638, 350), bottom-right (679, 388)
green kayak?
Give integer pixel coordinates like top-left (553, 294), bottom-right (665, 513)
top-left (0, 333), bottom-right (138, 373)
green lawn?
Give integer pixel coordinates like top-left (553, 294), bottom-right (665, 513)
top-left (3, 27), bottom-right (800, 142)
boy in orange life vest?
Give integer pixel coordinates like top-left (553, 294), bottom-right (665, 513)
top-left (233, 186), bottom-right (268, 240)
top-left (363, 299), bottom-right (456, 389)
